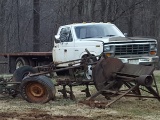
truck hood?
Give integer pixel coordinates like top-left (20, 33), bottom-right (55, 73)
top-left (80, 37), bottom-right (157, 43)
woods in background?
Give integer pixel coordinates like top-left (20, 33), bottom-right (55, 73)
top-left (0, 0), bottom-right (160, 54)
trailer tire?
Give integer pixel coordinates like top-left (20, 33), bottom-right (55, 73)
top-left (16, 57), bottom-right (29, 69)
top-left (20, 75), bottom-right (56, 103)
top-left (13, 66), bottom-right (36, 82)
top-left (93, 58), bottom-right (123, 96)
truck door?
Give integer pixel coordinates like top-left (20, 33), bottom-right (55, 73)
top-left (53, 27), bottom-right (75, 64)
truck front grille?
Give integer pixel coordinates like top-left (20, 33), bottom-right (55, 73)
top-left (115, 44), bottom-right (150, 55)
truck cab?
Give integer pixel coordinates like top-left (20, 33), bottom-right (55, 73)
top-left (53, 22), bottom-right (159, 67)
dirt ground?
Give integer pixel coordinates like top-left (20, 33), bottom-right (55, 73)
top-left (0, 111), bottom-right (91, 120)
top-left (0, 71), bottom-right (160, 120)
top-left (0, 96), bottom-right (137, 120)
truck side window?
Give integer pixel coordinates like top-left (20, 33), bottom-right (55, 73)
top-left (59, 27), bottom-right (72, 42)
top-left (68, 31), bottom-right (73, 42)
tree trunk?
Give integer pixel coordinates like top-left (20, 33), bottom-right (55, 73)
top-left (107, 0), bottom-right (113, 22)
top-left (127, 0), bottom-right (136, 37)
top-left (16, 0), bottom-right (21, 51)
top-left (78, 0), bottom-right (84, 22)
top-left (100, 0), bottom-right (107, 22)
top-left (33, 0), bottom-right (40, 52)
top-left (0, 0), bottom-right (7, 53)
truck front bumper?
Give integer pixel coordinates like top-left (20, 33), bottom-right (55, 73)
top-left (118, 56), bottom-right (159, 65)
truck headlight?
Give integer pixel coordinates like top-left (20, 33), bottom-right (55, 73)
top-left (150, 44), bottom-right (157, 55)
top-left (104, 46), bottom-right (111, 51)
top-left (150, 44), bottom-right (156, 50)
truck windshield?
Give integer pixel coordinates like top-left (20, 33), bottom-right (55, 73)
top-left (75, 24), bottom-right (124, 39)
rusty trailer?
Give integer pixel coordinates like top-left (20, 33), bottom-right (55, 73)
top-left (0, 50), bottom-right (159, 108)
top-left (85, 57), bottom-right (160, 107)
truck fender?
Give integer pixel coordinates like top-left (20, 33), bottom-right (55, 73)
top-left (80, 51), bottom-right (98, 60)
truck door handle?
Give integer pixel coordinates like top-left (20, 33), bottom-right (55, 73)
top-left (64, 49), bottom-right (67, 52)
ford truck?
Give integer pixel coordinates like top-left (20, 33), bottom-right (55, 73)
top-left (0, 22), bottom-right (159, 74)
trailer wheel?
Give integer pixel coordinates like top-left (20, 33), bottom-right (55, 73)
top-left (93, 58), bottom-right (124, 95)
top-left (20, 75), bottom-right (56, 103)
top-left (16, 57), bottom-right (29, 69)
top-left (13, 66), bottom-right (36, 82)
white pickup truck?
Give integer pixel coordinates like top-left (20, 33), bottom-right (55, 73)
top-left (53, 22), bottom-right (159, 66)
top-left (0, 22), bottom-right (159, 73)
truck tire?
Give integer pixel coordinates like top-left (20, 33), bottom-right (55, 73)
top-left (82, 54), bottom-right (97, 80)
top-left (20, 75), bottom-right (56, 103)
top-left (16, 57), bottom-right (29, 69)
top-left (13, 66), bottom-right (37, 82)
top-left (29, 59), bottom-right (36, 67)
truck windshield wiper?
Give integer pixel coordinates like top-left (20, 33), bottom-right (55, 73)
top-left (81, 37), bottom-right (92, 39)
top-left (106, 35), bottom-right (115, 37)
top-left (81, 36), bottom-right (103, 39)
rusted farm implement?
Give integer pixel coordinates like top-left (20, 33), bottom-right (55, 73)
top-left (0, 50), bottom-right (160, 107)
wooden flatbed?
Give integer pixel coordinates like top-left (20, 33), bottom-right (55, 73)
top-left (0, 52), bottom-right (52, 57)
top-left (0, 52), bottom-right (53, 73)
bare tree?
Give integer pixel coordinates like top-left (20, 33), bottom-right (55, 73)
top-left (16, 0), bottom-right (21, 51)
top-left (0, 0), bottom-right (7, 52)
top-left (0, 0), bottom-right (160, 54)
top-left (33, 0), bottom-right (40, 52)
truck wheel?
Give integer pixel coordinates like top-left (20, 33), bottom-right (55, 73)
top-left (16, 57), bottom-right (29, 69)
top-left (13, 66), bottom-right (37, 82)
top-left (85, 65), bottom-right (92, 80)
top-left (82, 55), bottom-right (97, 80)
top-left (20, 75), bottom-right (56, 103)
top-left (29, 59), bottom-right (36, 67)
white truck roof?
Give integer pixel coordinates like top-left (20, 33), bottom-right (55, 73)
top-left (64, 22), bottom-right (113, 27)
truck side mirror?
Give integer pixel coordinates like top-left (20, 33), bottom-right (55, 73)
top-left (124, 33), bottom-right (128, 37)
top-left (55, 35), bottom-right (60, 43)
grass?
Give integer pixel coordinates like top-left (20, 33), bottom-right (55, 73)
top-left (0, 71), bottom-right (160, 120)
top-left (46, 73), bottom-right (160, 120)
top-left (108, 71), bottom-right (160, 120)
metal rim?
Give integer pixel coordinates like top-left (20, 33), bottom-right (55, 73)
top-left (16, 61), bottom-right (24, 69)
top-left (16, 57), bottom-right (29, 69)
top-left (85, 65), bottom-right (92, 80)
top-left (93, 58), bottom-right (124, 91)
top-left (25, 82), bottom-right (48, 102)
